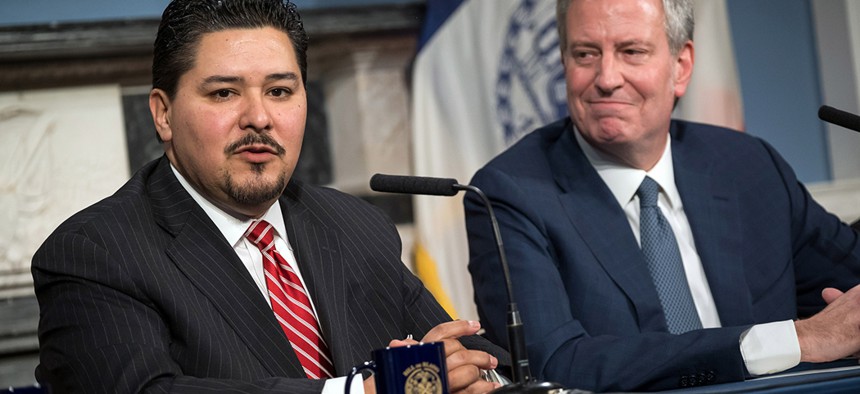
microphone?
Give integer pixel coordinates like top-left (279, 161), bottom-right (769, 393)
top-left (369, 174), bottom-right (459, 196)
top-left (818, 105), bottom-right (860, 133)
top-left (370, 173), bottom-right (563, 393)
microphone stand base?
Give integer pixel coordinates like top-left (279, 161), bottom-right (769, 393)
top-left (492, 380), bottom-right (568, 394)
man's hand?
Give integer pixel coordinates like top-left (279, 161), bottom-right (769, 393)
top-left (363, 375), bottom-right (376, 394)
top-left (795, 284), bottom-right (860, 363)
top-left (389, 321), bottom-right (500, 394)
top-left (822, 287), bottom-right (844, 304)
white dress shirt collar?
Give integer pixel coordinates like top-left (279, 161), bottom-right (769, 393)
top-left (574, 128), bottom-right (682, 210)
top-left (169, 164), bottom-right (287, 246)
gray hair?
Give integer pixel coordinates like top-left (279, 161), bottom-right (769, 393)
top-left (556, 0), bottom-right (694, 55)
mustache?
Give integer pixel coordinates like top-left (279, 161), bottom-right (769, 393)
top-left (224, 133), bottom-right (287, 156)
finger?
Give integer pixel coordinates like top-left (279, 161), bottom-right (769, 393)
top-left (445, 347), bottom-right (499, 372)
top-left (447, 363), bottom-right (482, 392)
top-left (388, 338), bottom-right (420, 348)
top-left (448, 365), bottom-right (498, 394)
top-left (452, 378), bottom-right (498, 394)
top-left (440, 338), bottom-right (465, 357)
top-left (822, 287), bottom-right (845, 305)
top-left (422, 320), bottom-right (481, 343)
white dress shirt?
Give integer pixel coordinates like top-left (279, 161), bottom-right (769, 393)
top-left (171, 164), bottom-right (362, 394)
top-left (574, 130), bottom-right (800, 376)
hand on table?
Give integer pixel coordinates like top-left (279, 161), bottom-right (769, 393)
top-left (389, 320), bottom-right (500, 394)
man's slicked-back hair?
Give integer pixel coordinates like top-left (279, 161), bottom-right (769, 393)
top-left (556, 0), bottom-right (694, 56)
top-left (152, 0), bottom-right (309, 99)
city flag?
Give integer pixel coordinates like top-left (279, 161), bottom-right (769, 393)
top-left (411, 0), bottom-right (567, 320)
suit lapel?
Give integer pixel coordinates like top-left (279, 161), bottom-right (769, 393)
top-left (148, 157), bottom-right (304, 378)
top-left (280, 182), bottom-right (352, 376)
top-left (549, 127), bottom-right (668, 332)
top-left (671, 123), bottom-right (753, 325)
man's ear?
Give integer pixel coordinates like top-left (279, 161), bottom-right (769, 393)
top-left (673, 40), bottom-right (694, 98)
top-left (149, 88), bottom-right (173, 142)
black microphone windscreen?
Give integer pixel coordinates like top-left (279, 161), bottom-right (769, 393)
top-left (819, 105), bottom-right (860, 133)
top-left (370, 174), bottom-right (459, 196)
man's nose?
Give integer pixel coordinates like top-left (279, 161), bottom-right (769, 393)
top-left (594, 55), bottom-right (624, 94)
top-left (239, 94), bottom-right (272, 132)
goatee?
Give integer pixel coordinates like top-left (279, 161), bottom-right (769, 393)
top-left (223, 164), bottom-right (288, 207)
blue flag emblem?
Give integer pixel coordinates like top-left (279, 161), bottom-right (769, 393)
top-left (496, 0), bottom-right (568, 145)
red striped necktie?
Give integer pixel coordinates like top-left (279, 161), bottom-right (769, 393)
top-left (246, 220), bottom-right (335, 379)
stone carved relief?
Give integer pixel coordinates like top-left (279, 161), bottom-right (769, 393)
top-left (0, 85), bottom-right (130, 298)
top-left (0, 105), bottom-right (54, 296)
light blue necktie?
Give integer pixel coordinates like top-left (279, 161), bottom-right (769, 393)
top-left (637, 176), bottom-right (703, 334)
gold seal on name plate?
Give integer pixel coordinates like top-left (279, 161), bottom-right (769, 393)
top-left (403, 361), bottom-right (443, 394)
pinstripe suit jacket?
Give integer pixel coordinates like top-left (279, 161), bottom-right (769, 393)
top-left (33, 156), bottom-right (502, 393)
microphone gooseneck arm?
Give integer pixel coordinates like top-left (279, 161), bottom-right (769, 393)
top-left (370, 174), bottom-right (565, 392)
top-left (453, 183), bottom-right (531, 384)
top-left (453, 184), bottom-right (515, 308)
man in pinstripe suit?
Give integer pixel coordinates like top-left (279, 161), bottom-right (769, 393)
top-left (31, 1), bottom-right (506, 393)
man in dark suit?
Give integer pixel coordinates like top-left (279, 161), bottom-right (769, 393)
top-left (465, 0), bottom-right (860, 392)
top-left (31, 1), bottom-right (504, 393)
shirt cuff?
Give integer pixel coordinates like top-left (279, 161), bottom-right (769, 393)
top-left (739, 320), bottom-right (802, 376)
top-left (323, 375), bottom-right (365, 394)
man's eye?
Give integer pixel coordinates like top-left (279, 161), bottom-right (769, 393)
top-left (270, 88), bottom-right (291, 97)
top-left (572, 50), bottom-right (598, 64)
top-left (213, 89), bottom-right (233, 99)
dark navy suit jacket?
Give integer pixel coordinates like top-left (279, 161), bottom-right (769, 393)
top-left (465, 118), bottom-right (860, 392)
top-left (33, 156), bottom-right (504, 393)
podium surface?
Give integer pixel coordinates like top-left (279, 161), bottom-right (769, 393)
top-left (664, 363), bottom-right (860, 393)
